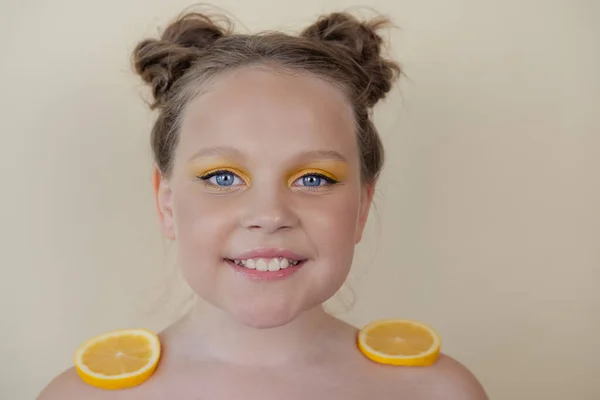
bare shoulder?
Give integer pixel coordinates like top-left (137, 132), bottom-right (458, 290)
top-left (410, 354), bottom-right (489, 399)
top-left (37, 367), bottom-right (111, 400)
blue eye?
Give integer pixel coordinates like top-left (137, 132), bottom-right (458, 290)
top-left (215, 173), bottom-right (235, 186)
top-left (293, 174), bottom-right (337, 188)
top-left (200, 171), bottom-right (244, 187)
top-left (302, 175), bottom-right (322, 187)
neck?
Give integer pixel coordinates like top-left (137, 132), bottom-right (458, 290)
top-left (165, 300), bottom-right (355, 367)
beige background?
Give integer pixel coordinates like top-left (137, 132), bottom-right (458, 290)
top-left (1, 0), bottom-right (598, 399)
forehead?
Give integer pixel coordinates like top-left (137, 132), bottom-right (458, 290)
top-left (177, 66), bottom-right (357, 161)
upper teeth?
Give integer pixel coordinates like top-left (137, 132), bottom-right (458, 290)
top-left (233, 258), bottom-right (300, 271)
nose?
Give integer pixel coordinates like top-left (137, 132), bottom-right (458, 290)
top-left (240, 185), bottom-right (299, 234)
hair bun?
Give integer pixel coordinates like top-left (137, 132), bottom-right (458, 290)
top-left (301, 12), bottom-right (400, 108)
top-left (132, 13), bottom-right (230, 109)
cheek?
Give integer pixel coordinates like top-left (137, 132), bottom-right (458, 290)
top-left (171, 189), bottom-right (234, 269)
top-left (307, 193), bottom-right (361, 260)
top-left (300, 193), bottom-right (361, 301)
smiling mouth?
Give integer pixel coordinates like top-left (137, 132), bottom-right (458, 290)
top-left (225, 257), bottom-right (307, 272)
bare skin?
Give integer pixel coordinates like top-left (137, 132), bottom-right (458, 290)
top-left (39, 307), bottom-right (487, 400)
top-left (38, 68), bottom-right (488, 399)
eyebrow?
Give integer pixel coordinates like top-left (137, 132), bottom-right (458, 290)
top-left (189, 147), bottom-right (347, 163)
top-left (188, 146), bottom-right (245, 162)
top-left (298, 150), bottom-right (348, 163)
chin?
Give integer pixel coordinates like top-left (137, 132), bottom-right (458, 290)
top-left (228, 301), bottom-right (301, 329)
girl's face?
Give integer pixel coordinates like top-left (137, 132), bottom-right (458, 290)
top-left (155, 67), bottom-right (374, 328)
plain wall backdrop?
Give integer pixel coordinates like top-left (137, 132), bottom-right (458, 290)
top-left (1, 0), bottom-right (598, 399)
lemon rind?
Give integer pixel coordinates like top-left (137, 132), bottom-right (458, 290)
top-left (357, 319), bottom-right (442, 366)
top-left (74, 328), bottom-right (161, 380)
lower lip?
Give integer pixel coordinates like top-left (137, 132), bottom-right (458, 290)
top-left (225, 259), bottom-right (305, 281)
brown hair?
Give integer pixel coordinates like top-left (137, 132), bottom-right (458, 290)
top-left (132, 11), bottom-right (400, 183)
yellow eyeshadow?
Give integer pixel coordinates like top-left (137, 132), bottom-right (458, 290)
top-left (187, 160), bottom-right (349, 186)
top-left (286, 162), bottom-right (349, 186)
top-left (187, 161), bottom-right (251, 184)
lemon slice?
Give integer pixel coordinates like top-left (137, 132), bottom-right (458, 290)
top-left (74, 328), bottom-right (161, 390)
top-left (358, 319), bottom-right (441, 366)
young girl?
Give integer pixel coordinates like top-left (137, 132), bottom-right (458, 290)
top-left (39, 10), bottom-right (487, 399)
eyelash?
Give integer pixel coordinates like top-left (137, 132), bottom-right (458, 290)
top-left (297, 173), bottom-right (339, 189)
top-left (196, 170), bottom-right (339, 190)
top-left (197, 169), bottom-right (244, 190)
